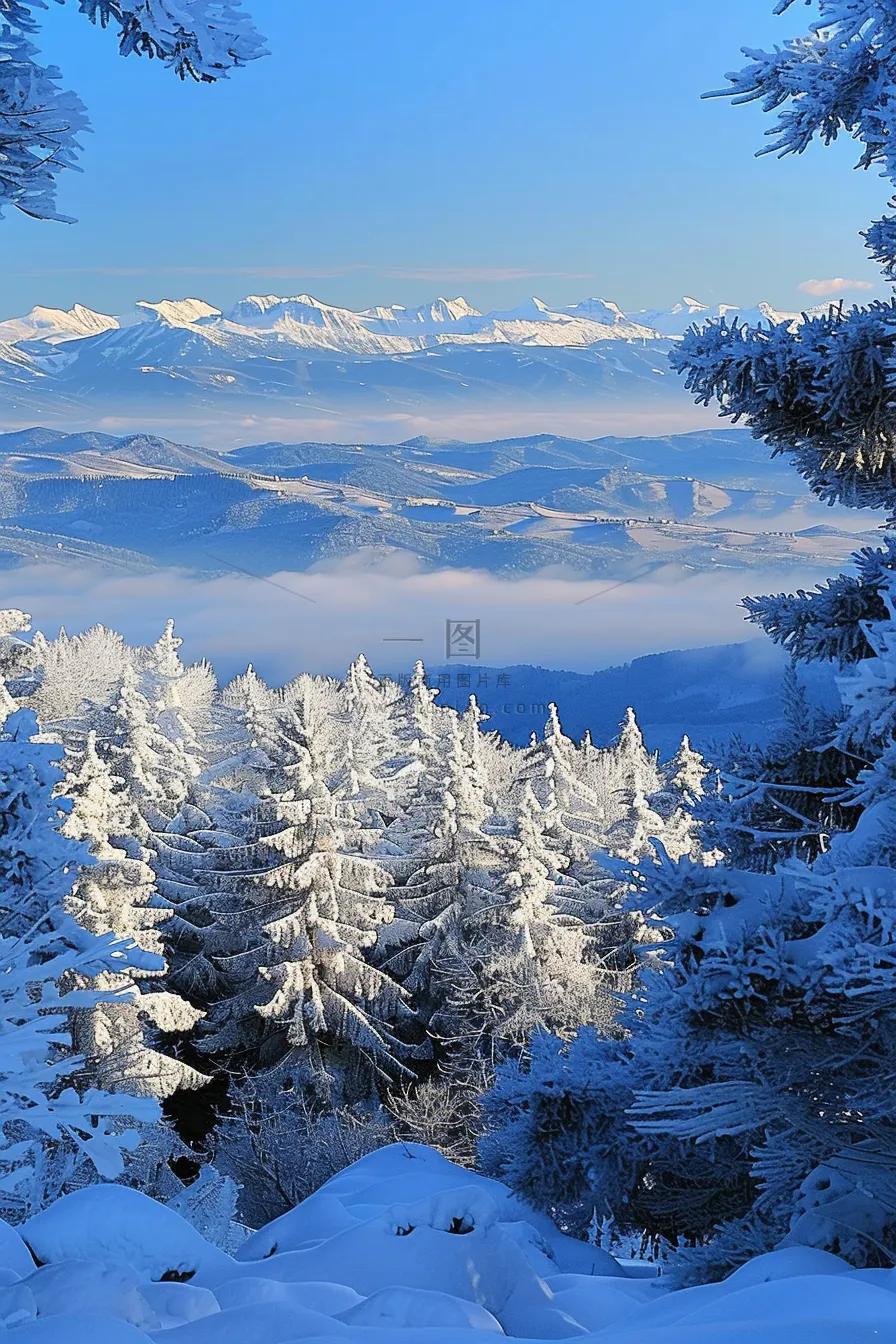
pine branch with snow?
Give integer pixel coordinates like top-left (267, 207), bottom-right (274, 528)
top-left (0, 0), bottom-right (264, 221)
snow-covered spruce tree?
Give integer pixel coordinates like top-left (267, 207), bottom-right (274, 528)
top-left (481, 853), bottom-right (779, 1259)
top-left (141, 619), bottom-right (217, 764)
top-left (331, 655), bottom-right (409, 830)
top-left (457, 782), bottom-right (617, 1055)
top-left (621, 634), bottom-right (896, 1280)
top-left (61, 731), bottom-right (206, 1101)
top-left (0, 705), bottom-right (92, 938)
top-left (381, 713), bottom-right (504, 1033)
top-left (381, 667), bottom-right (448, 861)
top-left (524, 704), bottom-right (610, 861)
top-left (187, 680), bottom-right (319, 1059)
top-left (111, 665), bottom-right (200, 833)
top-left (699, 663), bottom-right (858, 871)
top-left (29, 625), bottom-right (131, 734)
top-left (0, 708), bottom-right (159, 1219)
top-left (671, 4), bottom-right (896, 537)
top-left (200, 689), bottom-right (417, 1102)
top-left (0, 0), bottom-right (265, 222)
top-left (479, 1027), bottom-right (638, 1240)
top-left (152, 794), bottom-right (255, 1009)
top-left (398, 659), bottom-right (444, 783)
top-left (647, 735), bottom-right (711, 862)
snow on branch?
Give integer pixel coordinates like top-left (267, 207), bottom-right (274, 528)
top-left (0, 0), bottom-right (264, 221)
top-left (0, 16), bottom-right (88, 221)
top-left (709, 3), bottom-right (896, 275)
top-left (713, 3), bottom-right (896, 175)
top-left (76, 1), bottom-right (267, 82)
top-left (670, 303), bottom-right (896, 516)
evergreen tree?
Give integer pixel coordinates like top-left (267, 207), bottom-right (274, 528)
top-left (398, 660), bottom-right (443, 782)
top-left (382, 715), bottom-right (503, 1027)
top-left (111, 666), bottom-right (200, 832)
top-left (62, 733), bottom-right (206, 1101)
top-left (1, 0), bottom-right (265, 222)
top-left (199, 692), bottom-right (414, 1099)
top-left (30, 624), bottom-right (131, 732)
top-left (668, 735), bottom-right (709, 805)
top-left (648, 735), bottom-right (710, 861)
top-left (525, 704), bottom-right (608, 861)
top-left (333, 655), bottom-right (407, 826)
top-left (459, 783), bottom-right (614, 1055)
top-left (0, 708), bottom-right (159, 1219)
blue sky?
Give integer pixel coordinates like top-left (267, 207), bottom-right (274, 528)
top-left (1, 0), bottom-right (889, 318)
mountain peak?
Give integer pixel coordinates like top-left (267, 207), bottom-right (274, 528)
top-left (0, 303), bottom-right (118, 346)
top-left (135, 298), bottom-right (221, 327)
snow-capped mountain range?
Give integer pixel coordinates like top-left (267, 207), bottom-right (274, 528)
top-left (0, 291), bottom-right (843, 358)
top-left (0, 291), bottom-right (849, 427)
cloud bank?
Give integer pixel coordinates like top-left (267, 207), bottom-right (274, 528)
top-left (797, 277), bottom-right (876, 297)
top-left (0, 562), bottom-right (810, 690)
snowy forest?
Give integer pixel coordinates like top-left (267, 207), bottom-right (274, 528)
top-left (0, 613), bottom-right (705, 1223)
top-left (6, 1), bottom-right (896, 1341)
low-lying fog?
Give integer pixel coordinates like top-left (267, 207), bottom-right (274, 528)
top-left (0, 560), bottom-right (820, 685)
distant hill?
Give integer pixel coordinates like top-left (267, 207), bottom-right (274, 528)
top-left (0, 426), bottom-right (876, 579)
top-left (421, 641), bottom-right (840, 758)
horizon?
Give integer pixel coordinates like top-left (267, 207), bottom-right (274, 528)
top-left (2, 286), bottom-right (860, 323)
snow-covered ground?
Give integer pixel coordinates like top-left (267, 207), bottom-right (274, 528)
top-left (2, 1142), bottom-right (890, 1341)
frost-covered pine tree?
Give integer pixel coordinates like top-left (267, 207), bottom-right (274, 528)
top-left (700, 665), bottom-right (856, 871)
top-left (647, 736), bottom-right (710, 861)
top-left (0, 708), bottom-right (159, 1219)
top-left (29, 625), bottom-right (131, 732)
top-left (524, 704), bottom-right (609, 860)
top-left (459, 782), bottom-right (614, 1054)
top-left (382, 714), bottom-right (504, 1028)
top-left (0, 706), bottom-right (89, 937)
top-left (668, 735), bottom-right (709, 805)
top-left (62, 732), bottom-right (206, 1101)
top-left (672, 3), bottom-right (896, 556)
top-left (1, 0), bottom-right (265, 222)
top-left (142, 619), bottom-right (216, 766)
top-left (398, 660), bottom-right (443, 782)
top-left (199, 689), bottom-right (415, 1099)
top-left (332, 655), bottom-right (408, 828)
top-left (111, 665), bottom-right (200, 831)
top-left (614, 707), bottom-right (662, 797)
top-left (152, 794), bottom-right (255, 1009)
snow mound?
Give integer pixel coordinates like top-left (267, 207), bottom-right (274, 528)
top-left (137, 1282), bottom-right (220, 1328)
top-left (213, 1276), bottom-right (362, 1315)
top-left (145, 1299), bottom-right (337, 1343)
top-left (674, 1274), bottom-right (896, 1329)
top-left (338, 1284), bottom-right (504, 1331)
top-left (0, 1216), bottom-right (37, 1277)
top-left (7, 1144), bottom-right (896, 1340)
top-left (22, 1260), bottom-right (158, 1328)
top-left (23, 1186), bottom-right (233, 1282)
top-left (10, 1320), bottom-right (151, 1343)
top-left (236, 1190), bottom-right (361, 1258)
top-left (723, 1245), bottom-right (855, 1288)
